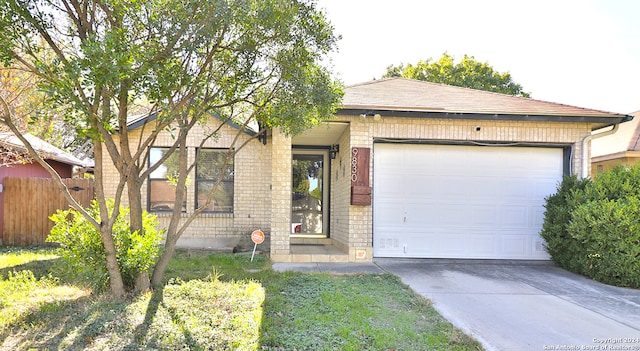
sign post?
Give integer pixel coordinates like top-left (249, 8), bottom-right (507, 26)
top-left (250, 229), bottom-right (265, 262)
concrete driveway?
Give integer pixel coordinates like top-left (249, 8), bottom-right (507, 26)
top-left (376, 259), bottom-right (640, 351)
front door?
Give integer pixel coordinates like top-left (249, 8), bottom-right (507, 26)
top-left (291, 150), bottom-right (328, 237)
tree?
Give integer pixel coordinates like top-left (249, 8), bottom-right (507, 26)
top-left (0, 0), bottom-right (342, 297)
top-left (0, 62), bottom-right (76, 149)
top-left (383, 53), bottom-right (531, 97)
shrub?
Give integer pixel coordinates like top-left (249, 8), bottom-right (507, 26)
top-left (583, 165), bottom-right (640, 201)
top-left (47, 199), bottom-right (164, 291)
top-left (540, 175), bottom-right (590, 273)
top-left (568, 197), bottom-right (640, 287)
top-left (541, 165), bottom-right (640, 288)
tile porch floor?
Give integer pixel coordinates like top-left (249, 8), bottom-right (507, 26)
top-left (289, 244), bottom-right (348, 263)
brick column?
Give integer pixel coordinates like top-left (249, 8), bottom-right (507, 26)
top-left (269, 128), bottom-right (292, 262)
top-left (349, 120), bottom-right (374, 261)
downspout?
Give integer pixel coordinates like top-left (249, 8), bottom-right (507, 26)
top-left (581, 124), bottom-right (619, 178)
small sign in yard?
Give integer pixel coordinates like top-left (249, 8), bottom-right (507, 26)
top-left (251, 230), bottom-right (265, 244)
top-left (250, 230), bottom-right (265, 262)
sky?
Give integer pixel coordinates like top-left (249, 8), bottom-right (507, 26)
top-left (315, 0), bottom-right (640, 114)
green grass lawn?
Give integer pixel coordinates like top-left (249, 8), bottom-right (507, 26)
top-left (0, 247), bottom-right (482, 351)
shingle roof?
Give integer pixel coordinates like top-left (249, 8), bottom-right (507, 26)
top-left (341, 78), bottom-right (630, 122)
top-left (0, 132), bottom-right (86, 167)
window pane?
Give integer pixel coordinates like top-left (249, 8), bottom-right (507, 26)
top-left (196, 149), bottom-right (234, 181)
top-left (149, 148), bottom-right (181, 179)
top-left (148, 147), bottom-right (186, 212)
top-left (196, 148), bottom-right (234, 212)
top-left (291, 155), bottom-right (324, 234)
top-left (149, 180), bottom-right (186, 211)
top-left (197, 180), bottom-right (233, 212)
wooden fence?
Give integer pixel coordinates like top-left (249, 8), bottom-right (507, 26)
top-left (2, 177), bottom-right (95, 246)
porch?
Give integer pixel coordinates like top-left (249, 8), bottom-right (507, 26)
top-left (269, 123), bottom-right (372, 263)
top-left (288, 237), bottom-right (349, 263)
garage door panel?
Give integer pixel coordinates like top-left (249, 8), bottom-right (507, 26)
top-left (373, 143), bottom-right (562, 260)
top-left (534, 179), bottom-right (560, 197)
top-left (501, 235), bottom-right (528, 256)
top-left (500, 206), bottom-right (529, 227)
top-left (402, 231), bottom-right (499, 258)
top-left (407, 204), bottom-right (499, 227)
top-left (501, 179), bottom-right (530, 199)
top-left (532, 207), bottom-right (547, 227)
top-left (478, 178), bottom-right (505, 199)
top-left (468, 205), bottom-right (499, 226)
top-left (408, 202), bottom-right (558, 228)
top-left (433, 149), bottom-right (467, 170)
top-left (375, 145), bottom-right (405, 168)
top-left (375, 234), bottom-right (402, 256)
top-left (404, 174), bottom-right (443, 198)
top-left (416, 204), bottom-right (468, 226)
top-left (436, 233), bottom-right (496, 256)
top-left (375, 179), bottom-right (404, 198)
top-left (379, 229), bottom-right (552, 259)
top-left (467, 236), bottom-right (498, 256)
top-left (374, 203), bottom-right (405, 225)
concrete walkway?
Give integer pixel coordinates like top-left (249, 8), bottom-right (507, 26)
top-left (272, 262), bottom-right (384, 274)
top-left (273, 260), bottom-right (640, 351)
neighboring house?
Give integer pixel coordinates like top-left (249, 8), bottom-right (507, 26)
top-left (0, 132), bottom-right (87, 243)
top-left (102, 78), bottom-right (632, 262)
top-left (591, 110), bottom-right (640, 176)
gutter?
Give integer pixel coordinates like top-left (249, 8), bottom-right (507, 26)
top-left (581, 124), bottom-right (620, 178)
top-left (338, 108), bottom-right (632, 127)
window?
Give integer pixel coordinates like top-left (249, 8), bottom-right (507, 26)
top-left (148, 147), bottom-right (186, 212)
top-left (196, 149), bottom-right (234, 212)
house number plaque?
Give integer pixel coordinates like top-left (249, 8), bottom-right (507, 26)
top-left (350, 147), bottom-right (372, 206)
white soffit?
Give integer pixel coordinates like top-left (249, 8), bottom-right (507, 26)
top-left (292, 122), bottom-right (349, 146)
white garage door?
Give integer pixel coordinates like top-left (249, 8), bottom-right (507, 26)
top-left (373, 143), bottom-right (563, 260)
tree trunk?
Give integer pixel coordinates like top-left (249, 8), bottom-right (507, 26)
top-left (100, 224), bottom-right (126, 298)
top-left (151, 233), bottom-right (179, 286)
top-left (134, 271), bottom-right (150, 293)
top-left (128, 175), bottom-right (150, 293)
top-left (151, 136), bottom-right (189, 287)
top-left (93, 138), bottom-right (127, 298)
top-left (127, 175), bottom-right (144, 235)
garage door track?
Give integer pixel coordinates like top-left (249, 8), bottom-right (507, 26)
top-left (376, 259), bottom-right (640, 351)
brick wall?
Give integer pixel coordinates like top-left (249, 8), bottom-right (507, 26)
top-left (101, 120), bottom-right (272, 252)
top-left (101, 114), bottom-right (593, 260)
top-left (269, 128), bottom-right (292, 261)
top-left (328, 127), bottom-right (351, 251)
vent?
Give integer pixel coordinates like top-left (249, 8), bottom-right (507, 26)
top-left (379, 238), bottom-right (400, 249)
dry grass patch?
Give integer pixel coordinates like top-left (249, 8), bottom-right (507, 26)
top-left (0, 248), bottom-right (482, 351)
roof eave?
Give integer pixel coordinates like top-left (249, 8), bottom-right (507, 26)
top-left (0, 133), bottom-right (87, 167)
top-left (126, 112), bottom-right (257, 136)
top-left (592, 150), bottom-right (640, 163)
top-left (337, 108), bottom-right (632, 130)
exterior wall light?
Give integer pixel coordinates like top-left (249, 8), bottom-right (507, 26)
top-left (329, 144), bottom-right (340, 159)
top-left (360, 111), bottom-right (382, 121)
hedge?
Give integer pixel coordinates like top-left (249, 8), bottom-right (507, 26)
top-left (541, 165), bottom-right (640, 288)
